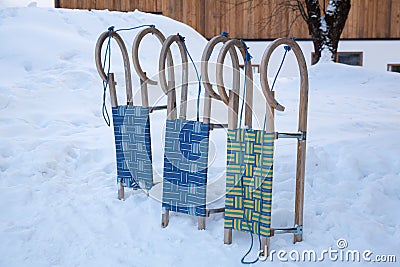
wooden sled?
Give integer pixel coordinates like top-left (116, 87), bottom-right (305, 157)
top-left (95, 26), bottom-right (170, 200)
top-left (214, 37), bottom-right (309, 258)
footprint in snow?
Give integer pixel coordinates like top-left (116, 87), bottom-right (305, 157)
top-left (23, 61), bottom-right (33, 72)
top-left (59, 50), bottom-right (79, 61)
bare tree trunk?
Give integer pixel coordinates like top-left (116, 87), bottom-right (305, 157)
top-left (304, 0), bottom-right (324, 64)
top-left (305, 0), bottom-right (351, 64)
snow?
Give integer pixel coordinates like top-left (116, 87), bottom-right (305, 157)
top-left (0, 0), bottom-right (53, 7)
top-left (0, 5), bottom-right (400, 267)
top-left (326, 0), bottom-right (337, 15)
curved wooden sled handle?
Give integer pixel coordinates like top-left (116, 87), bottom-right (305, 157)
top-left (95, 30), bottom-right (133, 105)
top-left (158, 34), bottom-right (188, 120)
top-left (201, 35), bottom-right (240, 104)
top-left (260, 38), bottom-right (309, 113)
top-left (132, 27), bottom-right (174, 87)
top-left (216, 39), bottom-right (254, 129)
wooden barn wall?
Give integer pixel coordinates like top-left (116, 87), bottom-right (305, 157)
top-left (58, 0), bottom-right (162, 13)
top-left (57, 0), bottom-right (400, 39)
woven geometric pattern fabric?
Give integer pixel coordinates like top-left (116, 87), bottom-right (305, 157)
top-left (162, 119), bottom-right (210, 217)
top-left (224, 129), bottom-right (274, 237)
top-left (112, 105), bottom-right (153, 190)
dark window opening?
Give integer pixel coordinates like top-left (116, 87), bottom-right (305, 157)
top-left (337, 52), bottom-right (363, 66)
top-left (387, 64), bottom-right (400, 73)
top-left (311, 51), bottom-right (363, 66)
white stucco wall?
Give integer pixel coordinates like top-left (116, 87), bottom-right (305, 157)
top-left (246, 40), bottom-right (400, 77)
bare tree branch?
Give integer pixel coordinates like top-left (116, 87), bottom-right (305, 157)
top-left (296, 0), bottom-right (308, 21)
top-left (219, 0), bottom-right (351, 63)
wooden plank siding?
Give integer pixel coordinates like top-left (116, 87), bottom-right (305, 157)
top-left (391, 0), bottom-right (400, 37)
top-left (56, 0), bottom-right (400, 39)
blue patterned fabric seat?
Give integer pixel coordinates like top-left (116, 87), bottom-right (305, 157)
top-left (112, 105), bottom-right (153, 190)
top-left (162, 119), bottom-right (210, 217)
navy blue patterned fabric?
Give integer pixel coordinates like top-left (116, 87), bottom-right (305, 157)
top-left (112, 105), bottom-right (153, 190)
top-left (162, 119), bottom-right (210, 216)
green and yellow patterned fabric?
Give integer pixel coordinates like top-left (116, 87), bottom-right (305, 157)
top-left (224, 128), bottom-right (274, 237)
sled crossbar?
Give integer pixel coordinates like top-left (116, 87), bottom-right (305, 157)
top-left (206, 207), bottom-right (225, 217)
top-left (276, 131), bottom-right (306, 141)
top-left (210, 123), bottom-right (228, 130)
top-left (149, 105), bottom-right (168, 113)
top-left (271, 225), bottom-right (303, 236)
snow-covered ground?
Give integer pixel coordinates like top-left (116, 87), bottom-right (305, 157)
top-left (0, 5), bottom-right (399, 267)
top-left (0, 0), bottom-right (53, 7)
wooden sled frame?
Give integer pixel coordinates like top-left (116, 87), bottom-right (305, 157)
top-left (159, 34), bottom-right (237, 230)
top-left (159, 34), bottom-right (190, 229)
top-left (214, 37), bottom-right (309, 257)
top-left (95, 26), bottom-right (170, 200)
top-left (95, 29), bottom-right (133, 200)
top-left (214, 38), bottom-right (259, 246)
top-left (201, 34), bottom-right (242, 226)
top-left (260, 38), bottom-right (309, 246)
